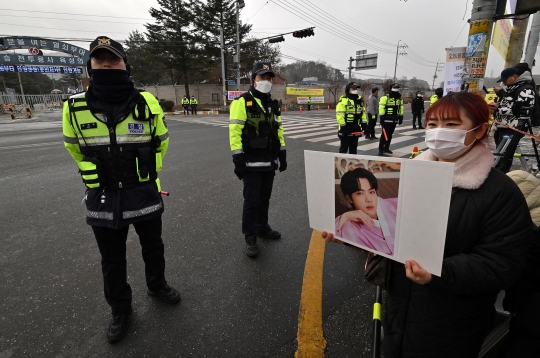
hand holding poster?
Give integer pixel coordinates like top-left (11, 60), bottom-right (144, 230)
top-left (305, 151), bottom-right (454, 276)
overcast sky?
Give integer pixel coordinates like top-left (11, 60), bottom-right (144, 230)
top-left (1, 0), bottom-right (539, 83)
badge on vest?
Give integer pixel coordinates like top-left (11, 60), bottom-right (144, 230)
top-left (128, 123), bottom-right (144, 134)
top-left (80, 123), bottom-right (97, 130)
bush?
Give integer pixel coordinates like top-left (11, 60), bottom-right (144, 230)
top-left (161, 100), bottom-right (175, 112)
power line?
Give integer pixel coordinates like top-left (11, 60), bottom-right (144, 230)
top-left (0, 8), bottom-right (153, 20)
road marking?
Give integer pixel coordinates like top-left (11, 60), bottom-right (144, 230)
top-left (0, 142), bottom-right (60, 150)
top-left (295, 230), bottom-right (326, 358)
top-left (286, 127), bottom-right (332, 135)
top-left (289, 130), bottom-right (336, 139)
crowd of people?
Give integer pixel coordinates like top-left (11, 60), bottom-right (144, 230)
top-left (62, 34), bottom-right (539, 356)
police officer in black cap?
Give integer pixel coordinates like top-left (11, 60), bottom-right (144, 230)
top-left (378, 82), bottom-right (404, 156)
top-left (336, 82), bottom-right (367, 153)
top-left (229, 62), bottom-right (287, 257)
top-left (62, 36), bottom-right (180, 344)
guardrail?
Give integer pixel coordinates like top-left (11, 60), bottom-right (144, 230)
top-left (0, 94), bottom-right (70, 112)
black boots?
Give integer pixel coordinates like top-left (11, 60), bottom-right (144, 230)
top-left (257, 224), bottom-right (281, 240)
top-left (147, 285), bottom-right (182, 304)
top-left (245, 235), bottom-right (258, 257)
top-left (107, 307), bottom-right (131, 344)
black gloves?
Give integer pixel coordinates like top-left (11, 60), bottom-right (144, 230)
top-left (398, 115), bottom-right (403, 125)
top-left (278, 150), bottom-right (287, 172)
top-left (232, 153), bottom-right (246, 180)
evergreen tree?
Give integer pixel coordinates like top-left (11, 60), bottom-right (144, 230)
top-left (58, 72), bottom-right (83, 91)
top-left (145, 0), bottom-right (203, 96)
top-left (124, 30), bottom-right (169, 87)
top-left (0, 72), bottom-right (53, 95)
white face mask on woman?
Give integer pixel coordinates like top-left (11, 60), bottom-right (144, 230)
top-left (255, 80), bottom-right (272, 93)
top-left (425, 126), bottom-right (480, 159)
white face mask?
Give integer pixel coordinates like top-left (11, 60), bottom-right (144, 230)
top-left (425, 126), bottom-right (480, 160)
top-left (350, 90), bottom-right (358, 95)
top-left (391, 88), bottom-right (400, 92)
top-left (255, 80), bottom-right (272, 93)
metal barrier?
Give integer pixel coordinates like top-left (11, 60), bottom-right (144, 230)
top-left (0, 94), bottom-right (71, 112)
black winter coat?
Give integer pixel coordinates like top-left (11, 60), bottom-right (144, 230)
top-left (383, 147), bottom-right (533, 358)
top-left (411, 97), bottom-right (425, 114)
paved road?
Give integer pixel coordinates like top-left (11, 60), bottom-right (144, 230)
top-left (0, 109), bottom-right (533, 357)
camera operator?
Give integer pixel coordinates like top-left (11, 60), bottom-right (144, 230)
top-left (491, 67), bottom-right (536, 172)
top-left (494, 67), bottom-right (536, 146)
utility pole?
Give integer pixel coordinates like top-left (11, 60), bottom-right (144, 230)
top-left (348, 56), bottom-right (354, 82)
top-left (463, 0), bottom-right (496, 95)
top-left (504, 15), bottom-right (530, 68)
top-left (393, 40), bottom-right (407, 82)
top-left (524, 13), bottom-right (540, 68)
top-left (431, 60), bottom-right (442, 90)
top-left (220, 26), bottom-right (227, 109)
top-left (236, 0), bottom-right (244, 88)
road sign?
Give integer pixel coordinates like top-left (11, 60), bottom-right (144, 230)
top-left (28, 47), bottom-right (39, 55)
top-left (227, 81), bottom-right (236, 85)
top-left (0, 54), bottom-right (85, 66)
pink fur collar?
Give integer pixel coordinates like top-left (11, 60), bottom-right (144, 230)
top-left (415, 143), bottom-right (494, 189)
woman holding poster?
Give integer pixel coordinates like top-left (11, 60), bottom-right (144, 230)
top-left (335, 168), bottom-right (397, 255)
top-left (323, 92), bottom-right (533, 358)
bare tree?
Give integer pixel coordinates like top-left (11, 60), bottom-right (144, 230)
top-left (359, 80), bottom-right (373, 98)
top-left (327, 69), bottom-right (344, 105)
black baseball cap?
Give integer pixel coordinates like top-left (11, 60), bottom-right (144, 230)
top-left (496, 67), bottom-right (520, 82)
top-left (345, 82), bottom-right (359, 92)
top-left (252, 62), bottom-right (275, 77)
top-left (390, 82), bottom-right (400, 89)
top-left (89, 36), bottom-right (127, 60)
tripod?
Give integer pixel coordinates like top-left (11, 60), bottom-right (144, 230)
top-left (493, 118), bottom-right (540, 174)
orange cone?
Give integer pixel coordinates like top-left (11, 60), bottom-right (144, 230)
top-left (283, 105), bottom-right (287, 112)
top-left (317, 105), bottom-right (320, 110)
top-left (326, 105), bottom-right (330, 112)
top-left (409, 146), bottom-right (419, 159)
top-left (299, 106), bottom-right (303, 113)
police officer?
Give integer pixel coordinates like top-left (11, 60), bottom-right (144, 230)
top-left (307, 96), bottom-right (312, 111)
top-left (181, 95), bottom-right (190, 115)
top-left (229, 62), bottom-right (287, 257)
top-left (430, 87), bottom-right (443, 106)
top-left (336, 82), bottom-right (367, 153)
top-left (62, 36), bottom-right (180, 344)
top-left (190, 95), bottom-right (198, 115)
top-left (411, 91), bottom-right (425, 129)
top-left (378, 82), bottom-right (404, 156)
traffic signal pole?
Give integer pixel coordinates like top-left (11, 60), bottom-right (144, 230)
top-left (220, 26), bottom-right (227, 110)
top-left (463, 0), bottom-right (497, 95)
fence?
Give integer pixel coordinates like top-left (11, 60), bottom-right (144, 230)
top-left (0, 94), bottom-right (70, 112)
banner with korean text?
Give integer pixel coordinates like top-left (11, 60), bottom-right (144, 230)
top-left (286, 87), bottom-right (324, 96)
top-left (444, 47), bottom-right (466, 94)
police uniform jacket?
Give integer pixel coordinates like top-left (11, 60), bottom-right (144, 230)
top-left (229, 87), bottom-right (285, 171)
top-left (63, 88), bottom-right (169, 229)
top-left (182, 97), bottom-right (190, 105)
top-left (336, 94), bottom-right (367, 132)
top-left (430, 94), bottom-right (440, 106)
top-left (379, 93), bottom-right (404, 122)
top-left (190, 98), bottom-right (198, 105)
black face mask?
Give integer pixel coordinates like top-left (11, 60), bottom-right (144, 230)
top-left (89, 69), bottom-right (134, 103)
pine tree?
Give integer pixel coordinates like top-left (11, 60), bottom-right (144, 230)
top-left (124, 30), bottom-right (169, 87)
top-left (145, 0), bottom-right (203, 96)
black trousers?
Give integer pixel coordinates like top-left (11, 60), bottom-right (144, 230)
top-left (339, 135), bottom-right (360, 154)
top-left (412, 112), bottom-right (423, 127)
top-left (379, 122), bottom-right (397, 152)
top-left (183, 105), bottom-right (190, 114)
top-left (242, 170), bottom-right (275, 236)
top-left (367, 114), bottom-right (378, 138)
top-left (92, 216), bottom-right (167, 315)
top-left (191, 105), bottom-right (197, 115)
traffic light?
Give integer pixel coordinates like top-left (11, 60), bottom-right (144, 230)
top-left (293, 28), bottom-right (314, 38)
top-left (268, 36), bottom-right (285, 44)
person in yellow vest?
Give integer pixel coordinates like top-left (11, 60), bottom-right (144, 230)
top-left (62, 36), bottom-right (180, 344)
top-left (181, 95), bottom-right (190, 115)
top-left (430, 87), bottom-right (443, 106)
top-left (336, 82), bottom-right (367, 154)
top-left (190, 95), bottom-right (198, 115)
top-left (378, 82), bottom-right (404, 156)
top-left (229, 62), bottom-right (286, 257)
top-left (307, 96), bottom-right (312, 110)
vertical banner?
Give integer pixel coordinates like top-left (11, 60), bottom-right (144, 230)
top-left (464, 20), bottom-right (492, 94)
top-left (444, 47), bottom-right (466, 94)
top-left (491, 18), bottom-right (512, 59)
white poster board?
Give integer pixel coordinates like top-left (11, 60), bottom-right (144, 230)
top-left (305, 151), bottom-right (454, 276)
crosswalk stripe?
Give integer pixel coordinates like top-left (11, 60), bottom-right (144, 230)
top-left (285, 127), bottom-right (331, 135)
top-left (289, 130), bottom-right (336, 139)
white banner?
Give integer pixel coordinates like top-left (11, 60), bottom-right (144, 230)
top-left (444, 47), bottom-right (466, 95)
top-left (297, 96), bottom-right (324, 104)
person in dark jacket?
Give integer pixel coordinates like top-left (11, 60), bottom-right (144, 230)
top-left (322, 92), bottom-right (533, 358)
top-left (410, 91), bottom-right (425, 129)
top-left (62, 36), bottom-right (180, 344)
